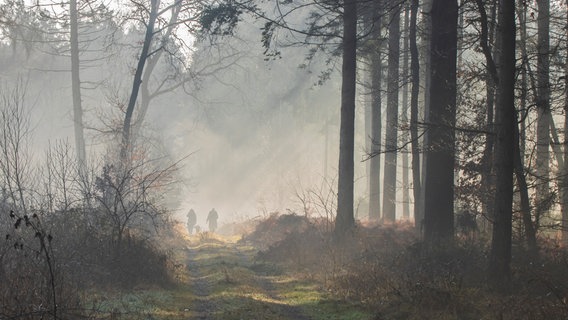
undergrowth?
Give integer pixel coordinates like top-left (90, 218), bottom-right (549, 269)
top-left (1, 208), bottom-right (181, 319)
top-left (250, 213), bottom-right (568, 320)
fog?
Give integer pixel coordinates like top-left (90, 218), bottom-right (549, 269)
top-left (141, 31), bottom-right (348, 223)
top-left (0, 11), bottom-right (372, 225)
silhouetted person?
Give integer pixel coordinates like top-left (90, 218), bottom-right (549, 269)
top-left (206, 208), bottom-right (218, 232)
top-left (187, 208), bottom-right (197, 234)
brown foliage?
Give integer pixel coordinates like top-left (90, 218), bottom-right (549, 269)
top-left (252, 215), bottom-right (568, 319)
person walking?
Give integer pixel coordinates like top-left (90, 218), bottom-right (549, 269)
top-left (187, 208), bottom-right (197, 234)
top-left (206, 208), bottom-right (218, 232)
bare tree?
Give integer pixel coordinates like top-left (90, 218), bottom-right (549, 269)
top-left (120, 0), bottom-right (201, 160)
top-left (121, 0), bottom-right (159, 160)
top-left (0, 81), bottom-right (33, 215)
top-left (94, 148), bottom-right (180, 260)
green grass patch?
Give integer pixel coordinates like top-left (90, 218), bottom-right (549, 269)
top-left (80, 235), bottom-right (374, 319)
top-left (81, 286), bottom-right (197, 319)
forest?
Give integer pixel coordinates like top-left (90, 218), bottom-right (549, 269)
top-left (0, 0), bottom-right (568, 319)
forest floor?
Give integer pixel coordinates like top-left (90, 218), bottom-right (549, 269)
top-left (86, 233), bottom-right (372, 320)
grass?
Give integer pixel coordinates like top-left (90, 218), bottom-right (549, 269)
top-left (77, 218), bottom-right (568, 320)
top-left (79, 233), bottom-right (373, 319)
top-left (81, 287), bottom-right (193, 319)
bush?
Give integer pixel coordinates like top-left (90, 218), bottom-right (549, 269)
top-left (0, 206), bottom-right (178, 319)
top-left (252, 217), bottom-right (568, 320)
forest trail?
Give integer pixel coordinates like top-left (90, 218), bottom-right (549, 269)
top-left (87, 233), bottom-right (371, 319)
top-left (182, 235), bottom-right (316, 319)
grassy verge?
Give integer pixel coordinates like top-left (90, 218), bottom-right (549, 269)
top-left (81, 233), bottom-right (373, 319)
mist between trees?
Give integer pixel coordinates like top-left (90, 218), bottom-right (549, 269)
top-left (0, 0), bottom-right (568, 318)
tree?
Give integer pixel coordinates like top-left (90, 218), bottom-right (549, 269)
top-left (416, 0), bottom-right (433, 230)
top-left (18, 0), bottom-right (110, 174)
top-left (0, 81), bottom-right (33, 215)
top-left (515, 0), bottom-right (538, 255)
top-left (133, 0), bottom-right (191, 139)
top-left (94, 154), bottom-right (177, 262)
top-left (409, 0), bottom-right (421, 226)
top-left (401, 3), bottom-right (410, 220)
top-left (408, 0), bottom-right (422, 226)
top-left (120, 0), bottom-right (204, 161)
top-left (70, 0), bottom-right (86, 173)
top-left (368, 0), bottom-right (383, 222)
top-left (0, 0), bottom-right (45, 60)
top-left (382, 2), bottom-right (400, 223)
top-left (488, 0), bottom-right (516, 289)
top-left (534, 0), bottom-right (551, 226)
top-left (121, 0), bottom-right (159, 160)
top-left (563, 6), bottom-right (568, 246)
top-left (475, 0), bottom-right (497, 226)
top-left (422, 0), bottom-right (458, 246)
top-left (334, 0), bottom-right (357, 238)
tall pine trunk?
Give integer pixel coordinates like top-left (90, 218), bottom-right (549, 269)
top-left (417, 0), bottom-right (433, 232)
top-left (423, 0), bottom-right (458, 246)
top-left (369, 1), bottom-right (382, 222)
top-left (562, 6), bottom-right (568, 246)
top-left (382, 3), bottom-right (400, 223)
top-left (488, 0), bottom-right (516, 290)
top-left (334, 0), bottom-right (357, 238)
top-left (70, 0), bottom-right (86, 172)
top-left (535, 0), bottom-right (551, 228)
top-left (401, 4), bottom-right (410, 220)
top-left (409, 0), bottom-right (421, 227)
top-left (516, 3), bottom-right (538, 252)
top-left (477, 0), bottom-right (497, 229)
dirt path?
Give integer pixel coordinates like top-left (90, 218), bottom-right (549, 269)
top-left (186, 245), bottom-right (217, 319)
top-left (184, 238), bottom-right (313, 319)
top-left (87, 235), bottom-right (370, 319)
top-left (231, 244), bottom-right (311, 320)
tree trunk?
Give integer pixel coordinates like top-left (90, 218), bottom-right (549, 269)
top-left (382, 3), bottom-right (400, 223)
top-left (535, 0), bottom-right (551, 227)
top-left (417, 0), bottom-right (433, 233)
top-left (474, 0), bottom-right (498, 232)
top-left (401, 4), bottom-right (410, 220)
top-left (516, 3), bottom-right (539, 251)
top-left (409, 0), bottom-right (421, 227)
top-left (369, 1), bottom-right (382, 222)
top-left (133, 2), bottom-right (182, 138)
top-left (334, 0), bottom-right (357, 238)
top-left (422, 0), bottom-right (458, 246)
top-left (518, 2), bottom-right (528, 163)
top-left (70, 0), bottom-right (86, 172)
top-left (121, 0), bottom-right (158, 160)
top-left (563, 7), bottom-right (568, 246)
top-left (488, 0), bottom-right (515, 290)
top-left (514, 119), bottom-right (537, 256)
